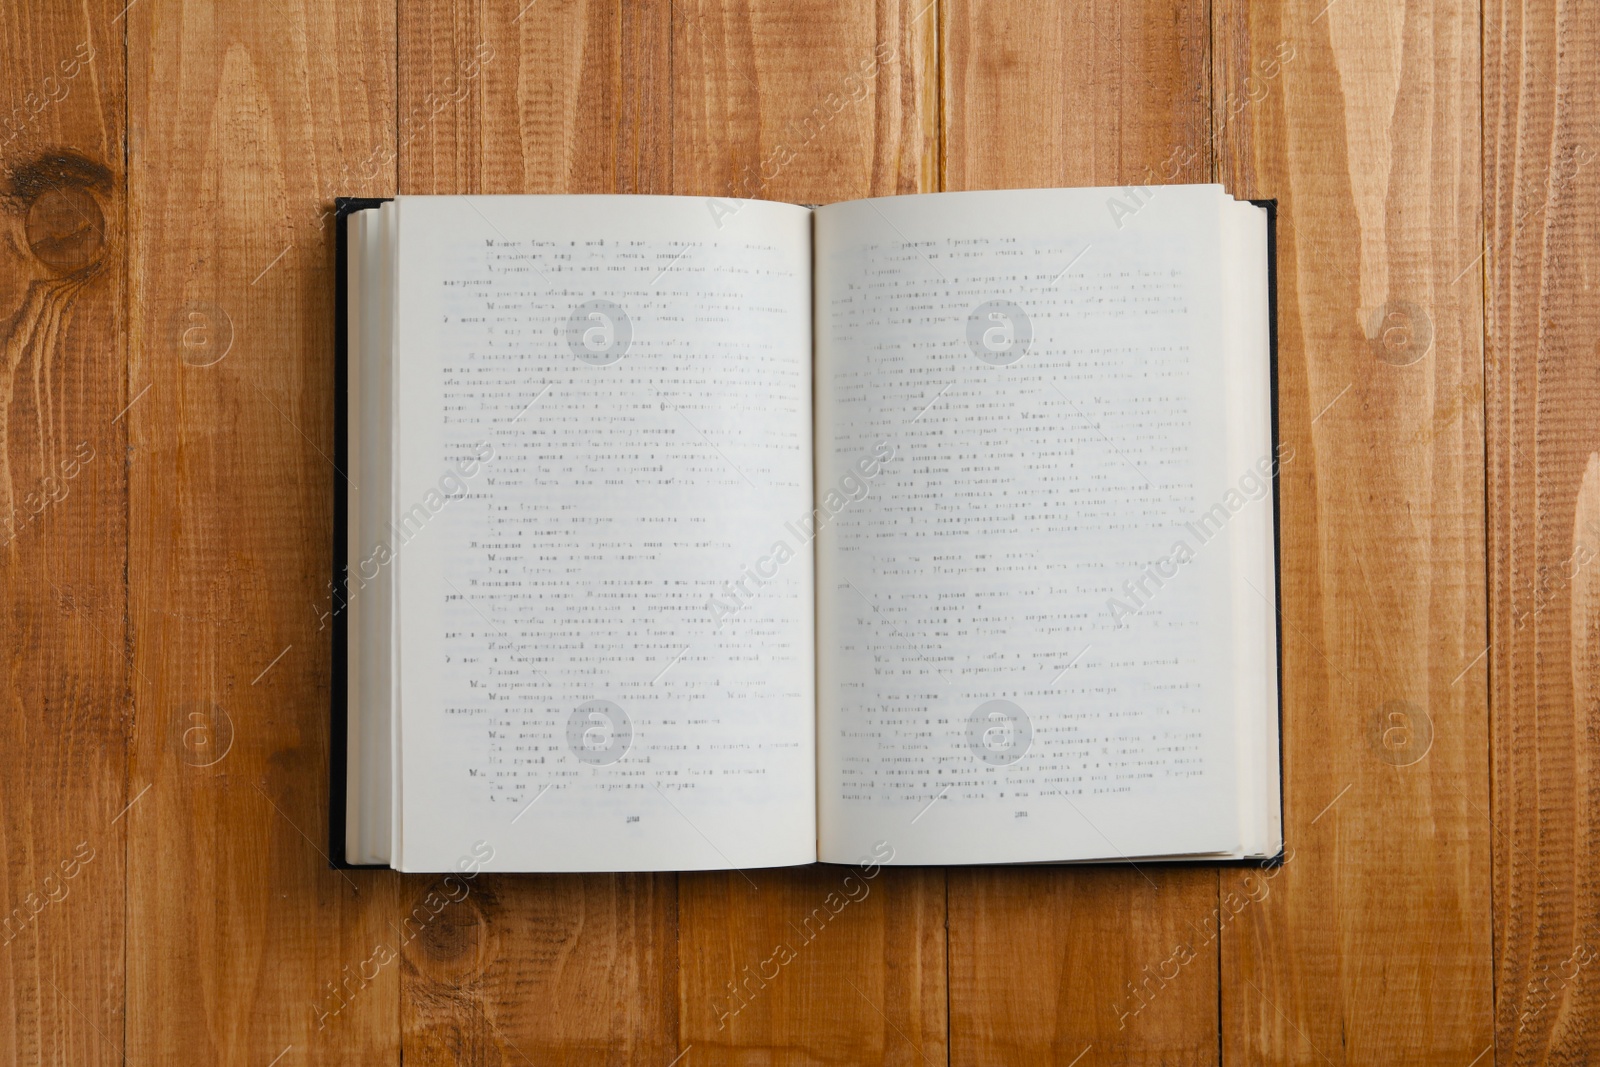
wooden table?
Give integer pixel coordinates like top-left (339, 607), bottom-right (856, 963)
top-left (1, 0), bottom-right (1592, 1062)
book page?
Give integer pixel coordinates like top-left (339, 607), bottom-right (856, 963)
top-left (390, 195), bottom-right (815, 872)
top-left (814, 186), bottom-right (1258, 865)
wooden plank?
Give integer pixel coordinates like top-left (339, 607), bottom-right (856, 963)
top-left (671, 0), bottom-right (938, 204)
top-left (1484, 1), bottom-right (1600, 1060)
top-left (0, 3), bottom-right (126, 1065)
top-left (124, 2), bottom-right (401, 1063)
top-left (396, 2), bottom-right (680, 1064)
top-left (670, 1), bottom-right (944, 1063)
top-left (400, 873), bottom-right (677, 1066)
top-left (678, 867), bottom-right (946, 1066)
top-left (398, 0), bottom-right (673, 196)
top-left (949, 870), bottom-right (1223, 1065)
top-left (1214, 0), bottom-right (1494, 1062)
top-left (943, 0), bottom-right (1211, 194)
top-left (941, 1), bottom-right (1220, 1063)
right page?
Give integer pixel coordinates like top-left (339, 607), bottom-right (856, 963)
top-left (813, 185), bottom-right (1278, 865)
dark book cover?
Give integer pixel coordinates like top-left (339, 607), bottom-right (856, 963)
top-left (330, 196), bottom-right (392, 870)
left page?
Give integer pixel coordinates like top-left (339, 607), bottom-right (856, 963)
top-left (388, 195), bottom-right (815, 872)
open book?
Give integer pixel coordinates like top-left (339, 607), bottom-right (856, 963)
top-left (333, 186), bottom-right (1282, 873)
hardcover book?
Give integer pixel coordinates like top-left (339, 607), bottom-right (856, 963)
top-left (333, 186), bottom-right (1283, 872)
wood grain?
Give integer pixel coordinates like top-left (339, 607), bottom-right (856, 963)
top-left (401, 873), bottom-right (677, 1066)
top-left (677, 867), bottom-right (946, 1066)
top-left (949, 869), bottom-right (1226, 1065)
top-left (396, 2), bottom-right (680, 1063)
top-left (1214, 0), bottom-right (1494, 1062)
top-left (943, 0), bottom-right (1211, 195)
top-left (125, 1), bottom-right (401, 1063)
top-left (1484, 0), bottom-right (1600, 1060)
top-left (670, 1), bottom-right (944, 1063)
top-left (671, 0), bottom-right (938, 205)
top-left (5, 0), bottom-right (1593, 1062)
top-left (941, 1), bottom-right (1220, 1063)
top-left (399, 0), bottom-right (673, 196)
top-left (0, 3), bottom-right (126, 1065)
